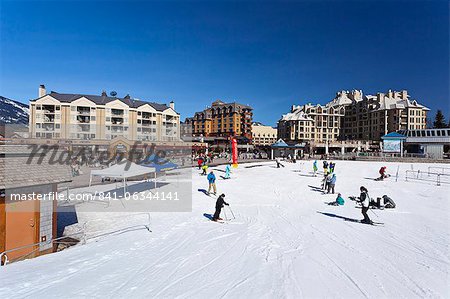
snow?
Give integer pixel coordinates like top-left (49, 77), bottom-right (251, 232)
top-left (1, 160), bottom-right (449, 298)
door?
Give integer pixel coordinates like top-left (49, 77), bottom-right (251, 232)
top-left (5, 199), bottom-right (39, 262)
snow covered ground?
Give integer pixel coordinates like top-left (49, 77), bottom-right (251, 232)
top-left (1, 160), bottom-right (449, 298)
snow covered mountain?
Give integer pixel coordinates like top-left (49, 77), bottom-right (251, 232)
top-left (0, 96), bottom-right (29, 125)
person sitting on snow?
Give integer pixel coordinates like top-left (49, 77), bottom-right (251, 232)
top-left (383, 195), bottom-right (396, 208)
top-left (207, 170), bottom-right (217, 195)
top-left (213, 194), bottom-right (229, 221)
top-left (327, 193), bottom-right (345, 206)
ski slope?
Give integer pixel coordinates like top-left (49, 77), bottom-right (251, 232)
top-left (1, 160), bottom-right (449, 298)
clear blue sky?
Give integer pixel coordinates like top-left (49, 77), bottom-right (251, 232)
top-left (1, 0), bottom-right (448, 126)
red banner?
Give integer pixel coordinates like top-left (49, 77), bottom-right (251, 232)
top-left (231, 137), bottom-right (238, 165)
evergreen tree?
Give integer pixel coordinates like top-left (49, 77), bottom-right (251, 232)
top-left (433, 110), bottom-right (447, 128)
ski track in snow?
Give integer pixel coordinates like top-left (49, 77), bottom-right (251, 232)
top-left (0, 160), bottom-right (449, 298)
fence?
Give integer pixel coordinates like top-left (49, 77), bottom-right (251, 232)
top-left (428, 166), bottom-right (450, 176)
top-left (0, 213), bottom-right (151, 267)
top-left (405, 170), bottom-right (450, 186)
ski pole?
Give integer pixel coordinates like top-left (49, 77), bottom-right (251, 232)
top-left (223, 207), bottom-right (228, 221)
top-left (370, 208), bottom-right (379, 218)
top-left (228, 205), bottom-right (236, 219)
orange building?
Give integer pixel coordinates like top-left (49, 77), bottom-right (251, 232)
top-left (187, 100), bottom-right (253, 140)
top-left (0, 145), bottom-right (71, 264)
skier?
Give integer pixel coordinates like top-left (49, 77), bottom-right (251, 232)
top-left (357, 186), bottom-right (372, 224)
top-left (329, 162), bottom-right (335, 173)
top-left (327, 173), bottom-right (336, 194)
top-left (197, 157), bottom-right (203, 170)
top-left (322, 170), bottom-right (330, 190)
top-left (327, 193), bottom-right (345, 206)
top-left (224, 163), bottom-right (231, 179)
top-left (275, 157), bottom-right (285, 168)
top-left (201, 163), bottom-right (209, 176)
top-left (323, 160), bottom-right (329, 173)
top-left (207, 170), bottom-right (217, 195)
top-left (213, 193), bottom-right (229, 221)
top-left (313, 160), bottom-right (318, 176)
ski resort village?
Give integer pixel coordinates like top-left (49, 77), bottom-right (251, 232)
top-left (1, 1), bottom-right (449, 298)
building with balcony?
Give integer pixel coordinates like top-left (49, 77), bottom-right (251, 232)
top-left (29, 85), bottom-right (180, 142)
top-left (278, 89), bottom-right (429, 144)
top-left (252, 123), bottom-right (277, 146)
top-left (188, 100), bottom-right (253, 141)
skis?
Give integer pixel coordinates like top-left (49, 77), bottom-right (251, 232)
top-left (363, 221), bottom-right (384, 226)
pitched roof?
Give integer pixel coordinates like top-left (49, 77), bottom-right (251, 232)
top-left (0, 145), bottom-right (72, 189)
top-left (381, 132), bottom-right (407, 139)
top-left (32, 92), bottom-right (174, 112)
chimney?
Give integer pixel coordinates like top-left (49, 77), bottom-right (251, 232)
top-left (101, 90), bottom-right (107, 97)
top-left (39, 84), bottom-right (46, 97)
top-left (388, 89), bottom-right (393, 98)
top-left (401, 90), bottom-right (408, 100)
top-left (169, 101), bottom-right (175, 110)
top-left (124, 94), bottom-right (130, 99)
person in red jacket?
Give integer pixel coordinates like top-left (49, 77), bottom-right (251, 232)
top-left (377, 166), bottom-right (389, 181)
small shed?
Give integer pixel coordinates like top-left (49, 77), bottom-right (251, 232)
top-left (270, 139), bottom-right (306, 159)
top-left (1, 145), bottom-right (72, 264)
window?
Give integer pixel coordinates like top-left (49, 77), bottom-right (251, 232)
top-left (91, 116), bottom-right (96, 121)
top-left (56, 106), bottom-right (60, 111)
top-left (55, 124), bottom-right (60, 129)
top-left (437, 130), bottom-right (441, 137)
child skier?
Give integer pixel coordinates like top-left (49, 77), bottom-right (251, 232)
top-left (207, 170), bottom-right (217, 195)
top-left (213, 194), bottom-right (229, 221)
top-left (357, 186), bottom-right (372, 224)
top-left (201, 163), bottom-right (209, 176)
top-left (225, 164), bottom-right (231, 179)
top-left (276, 157), bottom-right (285, 168)
top-left (313, 160), bottom-right (318, 176)
top-left (329, 162), bottom-right (335, 173)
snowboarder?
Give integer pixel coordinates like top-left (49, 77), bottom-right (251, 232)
top-left (327, 193), bottom-right (345, 206)
top-left (225, 164), bottom-right (231, 179)
top-left (376, 166), bottom-right (389, 181)
top-left (313, 160), bottom-right (318, 176)
top-left (357, 186), bottom-right (372, 224)
top-left (213, 193), bottom-right (229, 221)
top-left (327, 173), bottom-right (336, 194)
top-left (207, 170), bottom-right (217, 195)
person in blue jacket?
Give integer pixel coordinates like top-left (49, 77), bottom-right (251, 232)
top-left (225, 164), bottom-right (231, 179)
top-left (327, 173), bottom-right (337, 194)
top-left (207, 170), bottom-right (217, 195)
top-left (313, 160), bottom-right (318, 176)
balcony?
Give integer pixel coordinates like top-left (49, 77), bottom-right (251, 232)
top-left (111, 109), bottom-right (124, 116)
top-left (43, 115), bottom-right (55, 123)
top-left (111, 117), bottom-right (124, 125)
top-left (77, 115), bottom-right (90, 123)
top-left (77, 124), bottom-right (91, 132)
top-left (42, 105), bottom-right (56, 114)
top-left (77, 107), bottom-right (91, 115)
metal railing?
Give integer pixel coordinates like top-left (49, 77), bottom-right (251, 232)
top-left (428, 166), bottom-right (450, 176)
top-left (405, 170), bottom-right (450, 186)
top-left (1, 213), bottom-right (152, 267)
